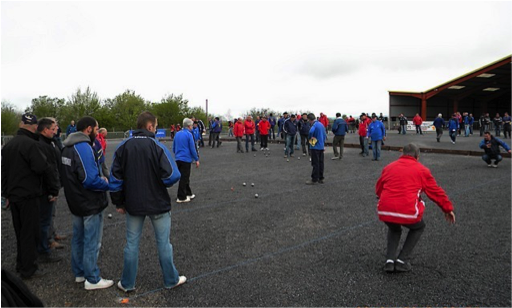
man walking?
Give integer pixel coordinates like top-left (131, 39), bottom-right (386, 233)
top-left (306, 113), bottom-right (326, 185)
top-left (173, 118), bottom-right (200, 203)
top-left (479, 132), bottom-right (511, 168)
top-left (2, 113), bottom-right (54, 279)
top-left (433, 114), bottom-right (445, 142)
top-left (448, 114), bottom-right (459, 144)
top-left (60, 116), bottom-right (113, 290)
top-left (376, 143), bottom-right (455, 272)
top-left (109, 111), bottom-right (186, 292)
top-left (331, 113), bottom-right (348, 160)
top-left (366, 115), bottom-right (386, 161)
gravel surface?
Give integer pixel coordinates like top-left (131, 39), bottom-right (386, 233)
top-left (2, 137), bottom-right (510, 307)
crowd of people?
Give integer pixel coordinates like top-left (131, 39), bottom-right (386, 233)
top-left (0, 107), bottom-right (510, 299)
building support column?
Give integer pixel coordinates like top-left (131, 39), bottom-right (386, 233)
top-left (453, 99), bottom-right (458, 114)
top-left (421, 94), bottom-right (427, 120)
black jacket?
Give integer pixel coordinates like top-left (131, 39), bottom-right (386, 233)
top-left (1, 129), bottom-right (49, 202)
top-left (109, 129), bottom-right (181, 216)
top-left (60, 132), bottom-right (108, 217)
top-left (38, 135), bottom-right (61, 196)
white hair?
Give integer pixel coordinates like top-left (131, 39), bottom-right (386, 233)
top-left (183, 118), bottom-right (193, 128)
top-left (438, 113), bottom-right (442, 118)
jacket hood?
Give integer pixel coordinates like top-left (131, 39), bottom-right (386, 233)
top-left (63, 132), bottom-right (92, 147)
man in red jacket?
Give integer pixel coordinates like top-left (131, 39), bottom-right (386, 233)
top-left (319, 113), bottom-right (329, 135)
top-left (376, 143), bottom-right (455, 273)
top-left (412, 113), bottom-right (423, 135)
top-left (258, 116), bottom-right (271, 150)
top-left (244, 116), bottom-right (257, 152)
top-left (234, 118), bottom-right (245, 153)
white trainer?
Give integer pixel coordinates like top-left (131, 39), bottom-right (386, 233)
top-left (187, 194), bottom-right (196, 200)
top-left (176, 197), bottom-right (191, 203)
top-left (166, 276), bottom-right (187, 290)
top-left (75, 277), bottom-right (85, 283)
top-left (84, 278), bottom-right (114, 290)
top-left (117, 281), bottom-right (135, 293)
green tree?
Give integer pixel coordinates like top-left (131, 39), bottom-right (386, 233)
top-left (245, 107), bottom-right (282, 119)
top-left (1, 102), bottom-right (22, 135)
top-left (25, 95), bottom-right (66, 121)
top-left (106, 90), bottom-right (149, 131)
top-left (67, 86), bottom-right (102, 120)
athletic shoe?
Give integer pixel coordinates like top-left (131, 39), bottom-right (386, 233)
top-left (284, 155), bottom-right (288, 158)
top-left (384, 260), bottom-right (395, 273)
top-left (303, 153), bottom-right (306, 156)
top-left (487, 164), bottom-right (492, 167)
top-left (318, 179), bottom-right (324, 184)
top-left (85, 278), bottom-right (114, 290)
top-left (451, 141), bottom-right (455, 144)
top-left (305, 180), bottom-right (318, 185)
top-left (492, 164), bottom-right (498, 168)
top-left (75, 277), bottom-right (85, 283)
top-left (395, 259), bottom-right (412, 272)
top-left (265, 148), bottom-right (269, 151)
top-left (176, 197), bottom-right (191, 203)
top-left (309, 158), bottom-right (312, 162)
top-left (260, 148), bottom-right (264, 151)
top-left (165, 276), bottom-right (187, 290)
top-left (117, 281), bottom-right (135, 293)
top-left (21, 269), bottom-right (46, 280)
top-left (331, 157), bottom-right (338, 160)
top-left (188, 194), bottom-right (196, 200)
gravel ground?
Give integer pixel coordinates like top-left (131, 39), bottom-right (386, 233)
top-left (1, 137), bottom-right (510, 307)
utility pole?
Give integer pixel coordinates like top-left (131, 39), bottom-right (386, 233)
top-left (206, 99), bottom-right (208, 121)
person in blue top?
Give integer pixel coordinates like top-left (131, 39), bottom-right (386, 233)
top-left (366, 115), bottom-right (386, 161)
top-left (66, 120), bottom-right (77, 136)
top-left (463, 112), bottom-right (470, 137)
top-left (503, 112), bottom-right (511, 139)
top-left (331, 113), bottom-right (349, 160)
top-left (433, 113), bottom-right (445, 142)
top-left (192, 121), bottom-right (201, 150)
top-left (468, 113), bottom-right (475, 135)
top-left (306, 113), bottom-right (326, 185)
top-left (269, 113), bottom-right (276, 140)
top-left (479, 131), bottom-right (511, 168)
top-left (210, 117), bottom-right (222, 148)
top-left (173, 118), bottom-right (200, 203)
top-left (283, 114), bottom-right (298, 158)
top-left (447, 114), bottom-right (460, 144)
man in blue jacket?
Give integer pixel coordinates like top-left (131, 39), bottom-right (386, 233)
top-left (448, 114), bottom-right (459, 144)
top-left (479, 132), bottom-right (511, 168)
top-left (306, 113), bottom-right (326, 185)
top-left (66, 120), bottom-right (77, 136)
top-left (109, 111), bottom-right (186, 293)
top-left (366, 115), bottom-right (386, 161)
top-left (331, 113), bottom-right (349, 160)
top-left (433, 114), bottom-right (445, 142)
top-left (283, 114), bottom-right (298, 158)
top-left (211, 117), bottom-right (222, 148)
top-left (173, 118), bottom-right (200, 203)
top-left (60, 116), bottom-right (112, 290)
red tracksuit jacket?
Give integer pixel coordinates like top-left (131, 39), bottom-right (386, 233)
top-left (376, 156), bottom-right (453, 225)
top-left (234, 121), bottom-right (245, 137)
top-left (258, 120), bottom-right (270, 135)
top-left (413, 115), bottom-right (423, 125)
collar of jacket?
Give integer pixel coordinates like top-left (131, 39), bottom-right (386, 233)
top-left (17, 128), bottom-right (39, 140)
top-left (39, 134), bottom-right (54, 144)
top-left (132, 129), bottom-right (155, 138)
top-left (399, 155), bottom-right (418, 162)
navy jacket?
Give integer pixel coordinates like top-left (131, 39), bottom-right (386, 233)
top-left (433, 117), bottom-right (445, 129)
top-left (332, 118), bottom-right (349, 136)
top-left (61, 132), bottom-right (109, 217)
top-left (109, 129), bottom-right (181, 216)
top-left (298, 119), bottom-right (311, 135)
top-left (283, 119), bottom-right (298, 136)
top-left (479, 136), bottom-right (511, 156)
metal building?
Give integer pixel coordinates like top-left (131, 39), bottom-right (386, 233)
top-left (389, 55), bottom-right (511, 121)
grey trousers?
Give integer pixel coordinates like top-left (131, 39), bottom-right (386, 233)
top-left (236, 137), bottom-right (244, 152)
top-left (385, 220), bottom-right (425, 261)
top-left (332, 135), bottom-right (345, 158)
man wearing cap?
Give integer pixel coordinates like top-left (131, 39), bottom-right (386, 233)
top-left (2, 113), bottom-right (54, 279)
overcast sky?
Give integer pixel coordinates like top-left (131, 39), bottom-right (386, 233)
top-left (1, 1), bottom-right (511, 119)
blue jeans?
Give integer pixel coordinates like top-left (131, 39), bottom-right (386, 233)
top-left (482, 154), bottom-right (502, 165)
top-left (371, 140), bottom-right (382, 160)
top-left (401, 125), bottom-right (407, 134)
top-left (121, 211), bottom-right (180, 290)
top-left (71, 211), bottom-right (104, 283)
top-left (465, 125), bottom-right (470, 137)
top-left (245, 134), bottom-right (255, 151)
top-left (38, 197), bottom-right (54, 254)
top-left (295, 133), bottom-right (301, 150)
top-left (285, 134), bottom-right (295, 156)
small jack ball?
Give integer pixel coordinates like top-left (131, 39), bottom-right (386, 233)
top-left (108, 214), bottom-right (113, 219)
top-left (255, 194), bottom-right (259, 198)
top-left (251, 183), bottom-right (254, 187)
top-left (243, 183), bottom-right (246, 186)
top-left (253, 154), bottom-right (256, 157)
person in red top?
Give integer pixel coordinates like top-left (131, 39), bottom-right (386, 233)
top-left (319, 113), bottom-right (329, 135)
top-left (233, 118), bottom-right (245, 153)
top-left (358, 114), bottom-right (371, 157)
top-left (376, 143), bottom-right (455, 273)
top-left (170, 124), bottom-right (175, 139)
top-left (243, 116), bottom-right (256, 152)
top-left (412, 113), bottom-right (423, 135)
top-left (97, 128), bottom-right (107, 152)
top-left (258, 116), bottom-right (271, 150)
top-left (347, 115), bottom-right (356, 133)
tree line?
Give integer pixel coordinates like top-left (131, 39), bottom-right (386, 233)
top-left (1, 87), bottom-right (208, 135)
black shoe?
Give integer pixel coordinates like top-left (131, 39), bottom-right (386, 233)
top-left (38, 253), bottom-right (62, 263)
top-left (318, 179), bottom-right (324, 184)
top-left (21, 269), bottom-right (46, 280)
top-left (395, 260), bottom-right (412, 272)
top-left (384, 261), bottom-right (395, 273)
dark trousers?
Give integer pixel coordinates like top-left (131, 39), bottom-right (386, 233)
top-left (301, 134), bottom-right (310, 155)
top-left (211, 133), bottom-right (220, 147)
top-left (176, 161), bottom-right (192, 201)
top-left (504, 125), bottom-right (511, 138)
top-left (260, 135), bottom-right (268, 148)
top-left (11, 198), bottom-right (41, 277)
top-left (415, 125), bottom-right (422, 134)
top-left (255, 130), bottom-right (260, 142)
top-left (385, 220), bottom-right (425, 261)
top-left (482, 154), bottom-right (503, 165)
top-left (332, 135), bottom-right (345, 158)
top-left (310, 149), bottom-right (324, 182)
top-left (449, 130), bottom-right (457, 142)
top-left (38, 196), bottom-right (54, 254)
top-left (208, 132), bottom-right (213, 146)
top-left (435, 127), bottom-right (443, 141)
top-left (270, 126), bottom-right (275, 140)
top-left (245, 134), bottom-right (255, 151)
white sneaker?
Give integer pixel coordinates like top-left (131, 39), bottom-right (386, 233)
top-left (452, 141), bottom-right (455, 144)
top-left (331, 156), bottom-right (338, 160)
top-left (85, 278), bottom-right (114, 290)
top-left (176, 197), bottom-right (191, 203)
top-left (75, 277), bottom-right (85, 283)
top-left (492, 164), bottom-right (498, 168)
top-left (117, 281), bottom-right (135, 293)
top-left (487, 164), bottom-right (492, 167)
top-left (265, 148), bottom-right (269, 151)
top-left (165, 276), bottom-right (187, 290)
top-left (187, 194), bottom-right (196, 200)
top-left (260, 148), bottom-right (264, 151)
